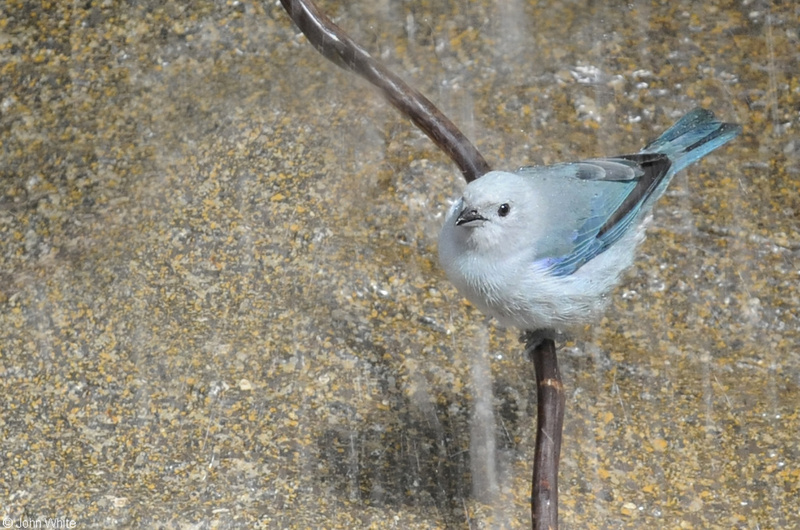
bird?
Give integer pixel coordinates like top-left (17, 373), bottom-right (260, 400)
top-left (438, 108), bottom-right (742, 334)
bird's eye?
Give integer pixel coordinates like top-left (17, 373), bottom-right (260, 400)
top-left (498, 203), bottom-right (510, 217)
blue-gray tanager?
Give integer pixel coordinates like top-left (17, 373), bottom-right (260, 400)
top-left (438, 108), bottom-right (741, 332)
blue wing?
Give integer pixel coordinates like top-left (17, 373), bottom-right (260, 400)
top-left (518, 155), bottom-right (670, 276)
top-left (517, 108), bottom-right (741, 277)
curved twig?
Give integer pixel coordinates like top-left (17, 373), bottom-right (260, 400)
top-left (279, 0), bottom-right (491, 182)
top-left (526, 336), bottom-right (565, 530)
top-left (278, 1), bottom-right (564, 527)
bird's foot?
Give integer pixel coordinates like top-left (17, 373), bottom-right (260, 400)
top-left (521, 328), bottom-right (557, 359)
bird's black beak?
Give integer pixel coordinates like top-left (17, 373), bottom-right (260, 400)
top-left (456, 207), bottom-right (486, 226)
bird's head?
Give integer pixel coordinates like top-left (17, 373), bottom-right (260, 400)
top-left (445, 170), bottom-right (535, 254)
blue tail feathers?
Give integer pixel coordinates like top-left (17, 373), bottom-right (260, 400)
top-left (528, 108), bottom-right (741, 278)
top-left (641, 108), bottom-right (742, 174)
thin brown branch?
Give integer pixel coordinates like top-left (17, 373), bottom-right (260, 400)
top-left (526, 336), bottom-right (565, 530)
top-left (279, 0), bottom-right (491, 182)
top-left (279, 2), bottom-right (565, 528)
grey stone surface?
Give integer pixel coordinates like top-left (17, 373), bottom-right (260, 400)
top-left (1, 1), bottom-right (798, 527)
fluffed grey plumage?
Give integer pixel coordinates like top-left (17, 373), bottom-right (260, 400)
top-left (438, 108), bottom-right (742, 331)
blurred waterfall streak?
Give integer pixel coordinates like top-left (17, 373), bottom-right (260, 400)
top-left (469, 343), bottom-right (500, 502)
